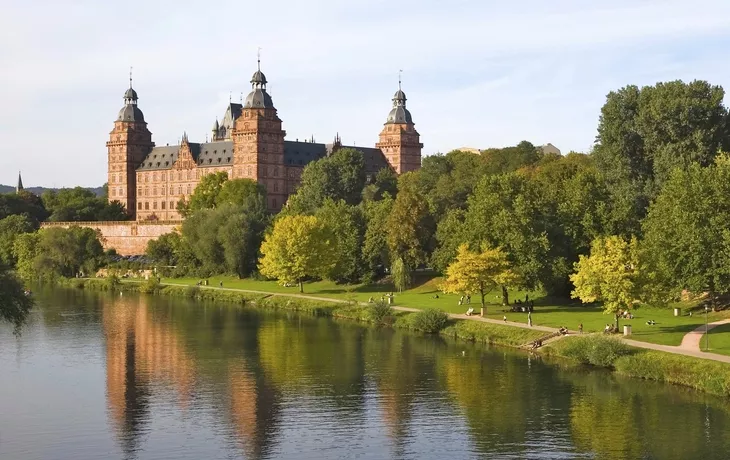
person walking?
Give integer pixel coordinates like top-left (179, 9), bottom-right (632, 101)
top-left (527, 311), bottom-right (532, 327)
top-left (578, 323), bottom-right (583, 334)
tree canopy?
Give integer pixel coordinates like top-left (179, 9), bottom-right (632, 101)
top-left (258, 215), bottom-right (337, 292)
top-left (570, 236), bottom-right (640, 328)
top-left (441, 243), bottom-right (519, 315)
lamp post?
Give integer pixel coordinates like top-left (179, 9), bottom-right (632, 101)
top-left (705, 305), bottom-right (709, 351)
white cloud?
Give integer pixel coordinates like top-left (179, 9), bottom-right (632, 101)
top-left (2, 0), bottom-right (730, 185)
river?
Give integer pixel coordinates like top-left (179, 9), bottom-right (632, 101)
top-left (1, 288), bottom-right (730, 459)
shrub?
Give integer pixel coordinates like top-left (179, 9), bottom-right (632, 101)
top-left (559, 335), bottom-right (632, 367)
top-left (411, 308), bottom-right (449, 333)
top-left (368, 300), bottom-right (392, 324)
top-left (103, 275), bottom-right (121, 292)
top-left (184, 285), bottom-right (200, 299)
top-left (139, 277), bottom-right (161, 294)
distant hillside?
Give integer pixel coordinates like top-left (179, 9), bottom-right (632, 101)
top-left (0, 185), bottom-right (105, 197)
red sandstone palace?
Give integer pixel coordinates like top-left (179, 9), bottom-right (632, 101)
top-left (107, 63), bottom-right (423, 221)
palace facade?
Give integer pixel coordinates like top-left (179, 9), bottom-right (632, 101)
top-left (106, 64), bottom-right (423, 221)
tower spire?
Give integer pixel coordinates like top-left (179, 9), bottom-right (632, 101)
top-left (16, 171), bottom-right (23, 194)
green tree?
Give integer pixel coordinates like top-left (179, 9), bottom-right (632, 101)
top-left (594, 80), bottom-right (730, 233)
top-left (0, 214), bottom-right (37, 268)
top-left (14, 227), bottom-right (104, 280)
top-left (641, 160), bottom-right (730, 305)
top-left (180, 171), bottom-right (229, 216)
top-left (13, 232), bottom-right (41, 280)
top-left (386, 172), bottom-right (435, 269)
top-left (42, 187), bottom-right (128, 221)
top-left (0, 191), bottom-right (48, 222)
top-left (462, 173), bottom-right (555, 293)
top-left (570, 236), bottom-right (640, 329)
top-left (286, 148), bottom-right (366, 213)
top-left (361, 193), bottom-right (394, 282)
top-left (315, 199), bottom-right (365, 283)
top-left (0, 268), bottom-right (33, 334)
top-left (146, 232), bottom-right (183, 266)
top-left (362, 168), bottom-right (399, 202)
top-left (441, 243), bottom-right (519, 315)
top-left (481, 141), bottom-right (542, 176)
top-left (216, 178), bottom-right (268, 211)
top-left (258, 215), bottom-right (336, 292)
top-left (390, 256), bottom-right (411, 293)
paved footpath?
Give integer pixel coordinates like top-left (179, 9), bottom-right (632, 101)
top-left (157, 282), bottom-right (730, 363)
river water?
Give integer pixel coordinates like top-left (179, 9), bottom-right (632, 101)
top-left (1, 289), bottom-right (730, 459)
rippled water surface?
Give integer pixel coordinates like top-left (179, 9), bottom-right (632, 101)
top-left (2, 288), bottom-right (730, 459)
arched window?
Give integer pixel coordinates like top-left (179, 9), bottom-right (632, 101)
top-left (169, 186), bottom-right (174, 195)
top-left (178, 185), bottom-right (182, 195)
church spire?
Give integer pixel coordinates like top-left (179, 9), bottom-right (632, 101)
top-left (16, 171), bottom-right (23, 194)
top-left (124, 66), bottom-right (138, 105)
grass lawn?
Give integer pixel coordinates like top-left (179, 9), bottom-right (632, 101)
top-left (701, 323), bottom-right (730, 356)
top-left (151, 273), bottom-right (730, 347)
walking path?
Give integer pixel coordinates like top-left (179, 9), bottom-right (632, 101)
top-left (150, 281), bottom-right (730, 363)
top-left (679, 319), bottom-right (730, 351)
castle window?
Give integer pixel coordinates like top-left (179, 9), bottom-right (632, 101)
top-left (186, 184), bottom-right (191, 194)
top-left (273, 198), bottom-right (277, 209)
top-left (170, 201), bottom-right (175, 209)
top-left (153, 187), bottom-right (157, 195)
top-left (169, 186), bottom-right (173, 195)
top-left (208, 159), bottom-right (212, 164)
top-left (247, 166), bottom-right (252, 177)
top-left (161, 172), bottom-right (166, 180)
top-left (118, 188), bottom-right (122, 196)
top-left (165, 161), bottom-right (169, 166)
top-left (227, 157), bottom-right (230, 162)
top-left (153, 201), bottom-right (157, 210)
top-left (111, 188), bottom-right (115, 197)
top-left (273, 182), bottom-right (279, 193)
top-left (161, 201), bottom-right (166, 210)
top-left (145, 202), bottom-right (149, 210)
top-left (138, 202), bottom-right (142, 210)
top-left (274, 167), bottom-right (279, 177)
top-left (156, 162), bottom-right (160, 167)
top-left (178, 185), bottom-right (182, 195)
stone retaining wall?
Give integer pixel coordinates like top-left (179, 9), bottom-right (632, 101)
top-left (40, 221), bottom-right (180, 255)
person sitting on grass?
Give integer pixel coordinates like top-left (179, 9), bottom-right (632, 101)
top-left (368, 297), bottom-right (374, 303)
top-left (466, 307), bottom-right (474, 316)
top-left (603, 324), bottom-right (611, 334)
top-left (503, 315), bottom-right (507, 322)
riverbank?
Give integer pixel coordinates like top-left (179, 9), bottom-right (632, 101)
top-left (65, 278), bottom-right (547, 349)
top-left (66, 277), bottom-right (730, 397)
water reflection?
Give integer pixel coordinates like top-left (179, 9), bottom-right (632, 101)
top-left (2, 288), bottom-right (730, 460)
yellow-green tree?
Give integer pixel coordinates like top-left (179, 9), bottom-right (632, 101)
top-left (570, 236), bottom-right (639, 329)
top-left (440, 243), bottom-right (518, 316)
top-left (258, 215), bottom-right (336, 293)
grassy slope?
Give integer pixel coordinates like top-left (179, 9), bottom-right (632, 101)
top-left (701, 323), bottom-right (730, 356)
top-left (162, 274), bottom-right (730, 346)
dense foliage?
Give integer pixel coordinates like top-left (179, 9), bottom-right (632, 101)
top-left (3, 78), bottom-right (730, 309)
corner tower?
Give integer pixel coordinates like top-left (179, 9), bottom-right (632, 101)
top-left (232, 58), bottom-right (286, 211)
top-left (376, 81), bottom-right (423, 173)
top-left (107, 75), bottom-right (154, 219)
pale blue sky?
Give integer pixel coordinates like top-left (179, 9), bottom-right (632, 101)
top-left (2, 0), bottom-right (730, 187)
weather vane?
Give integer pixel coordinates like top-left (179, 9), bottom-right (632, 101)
top-left (129, 66), bottom-right (133, 88)
top-left (257, 46), bottom-right (262, 70)
top-left (399, 69), bottom-right (402, 90)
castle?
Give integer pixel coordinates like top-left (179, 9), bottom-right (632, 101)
top-left (106, 62), bottom-right (423, 221)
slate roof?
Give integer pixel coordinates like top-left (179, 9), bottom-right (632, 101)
top-left (283, 141), bottom-right (390, 173)
top-left (136, 141), bottom-right (234, 171)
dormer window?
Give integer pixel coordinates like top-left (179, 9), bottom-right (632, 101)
top-left (227, 157), bottom-right (230, 162)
